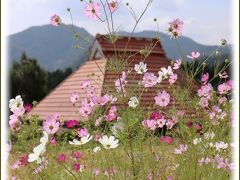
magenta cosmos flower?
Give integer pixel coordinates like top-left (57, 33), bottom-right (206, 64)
top-left (84, 2), bottom-right (101, 20)
top-left (72, 151), bottom-right (83, 160)
top-left (65, 120), bottom-right (78, 128)
top-left (23, 104), bottom-right (32, 112)
top-left (43, 118), bottom-right (60, 134)
top-left (150, 112), bottom-right (163, 120)
top-left (154, 91), bottom-right (170, 107)
top-left (142, 72), bottom-right (158, 88)
top-left (50, 14), bottom-right (61, 26)
top-left (160, 136), bottom-right (173, 144)
top-left (56, 153), bottom-right (67, 163)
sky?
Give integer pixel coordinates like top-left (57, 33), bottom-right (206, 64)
top-left (7, 0), bottom-right (232, 45)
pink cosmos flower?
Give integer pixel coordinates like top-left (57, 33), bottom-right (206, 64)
top-left (142, 119), bottom-right (157, 131)
top-left (201, 73), bottom-right (209, 84)
top-left (168, 18), bottom-right (184, 38)
top-left (95, 117), bottom-right (102, 126)
top-left (33, 160), bottom-right (48, 174)
top-left (94, 168), bottom-right (101, 176)
top-left (56, 153), bottom-right (67, 163)
top-left (108, 0), bottom-right (119, 12)
top-left (154, 91), bottom-right (170, 107)
top-left (104, 168), bottom-right (117, 177)
top-left (177, 110), bottom-right (184, 116)
top-left (80, 80), bottom-right (91, 89)
top-left (198, 97), bottom-right (209, 108)
top-left (198, 157), bottom-right (211, 165)
top-left (106, 106), bottom-right (118, 121)
top-left (72, 151), bottom-right (83, 160)
top-left (160, 136), bottom-right (173, 144)
top-left (94, 134), bottom-right (102, 142)
top-left (219, 71), bottom-right (228, 79)
top-left (43, 119), bottom-right (60, 134)
top-left (79, 105), bottom-right (92, 117)
top-left (197, 83), bottom-right (213, 99)
top-left (115, 71), bottom-right (127, 93)
top-left (187, 51), bottom-right (200, 59)
top-left (166, 119), bottom-right (176, 129)
top-left (169, 73), bottom-right (177, 84)
top-left (72, 163), bottom-right (81, 172)
top-left (218, 96), bottom-right (227, 104)
top-left (53, 112), bottom-right (60, 120)
top-left (227, 80), bottom-right (233, 88)
top-left (9, 115), bottom-right (22, 131)
top-left (142, 72), bottom-right (158, 88)
top-left (174, 144), bottom-right (188, 154)
top-left (91, 96), bottom-right (108, 106)
top-left (12, 107), bottom-right (25, 117)
top-left (65, 120), bottom-right (78, 128)
top-left (173, 59), bottom-right (181, 70)
top-left (84, 2), bottom-right (101, 20)
top-left (78, 128), bottom-right (88, 137)
top-left (70, 92), bottom-right (80, 104)
top-left (50, 14), bottom-right (61, 26)
top-left (11, 160), bottom-right (21, 170)
top-left (156, 118), bottom-right (166, 128)
top-left (195, 123), bottom-right (202, 132)
top-left (81, 98), bottom-right (95, 107)
top-left (218, 82), bottom-right (231, 94)
top-left (24, 104), bottom-right (32, 112)
top-left (86, 87), bottom-right (97, 97)
top-left (147, 172), bottom-right (153, 180)
top-left (50, 137), bottom-right (57, 146)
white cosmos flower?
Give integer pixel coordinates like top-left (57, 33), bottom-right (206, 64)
top-left (9, 95), bottom-right (24, 111)
top-left (40, 131), bottom-right (48, 145)
top-left (28, 131), bottom-right (48, 164)
top-left (93, 146), bottom-right (101, 153)
top-left (69, 134), bottom-right (93, 145)
top-left (134, 62), bottom-right (147, 74)
top-left (204, 132), bottom-right (215, 140)
top-left (28, 144), bottom-right (46, 164)
top-left (128, 96), bottom-right (139, 108)
top-left (111, 120), bottom-right (124, 136)
top-left (99, 135), bottom-right (119, 149)
top-left (193, 138), bottom-right (202, 145)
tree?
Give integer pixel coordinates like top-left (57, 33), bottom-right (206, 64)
top-left (10, 53), bottom-right (48, 103)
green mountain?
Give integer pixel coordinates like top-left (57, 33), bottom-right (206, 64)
top-left (8, 25), bottom-right (231, 71)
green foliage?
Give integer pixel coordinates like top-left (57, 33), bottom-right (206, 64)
top-left (10, 52), bottom-right (48, 103)
top-left (10, 52), bottom-right (73, 103)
